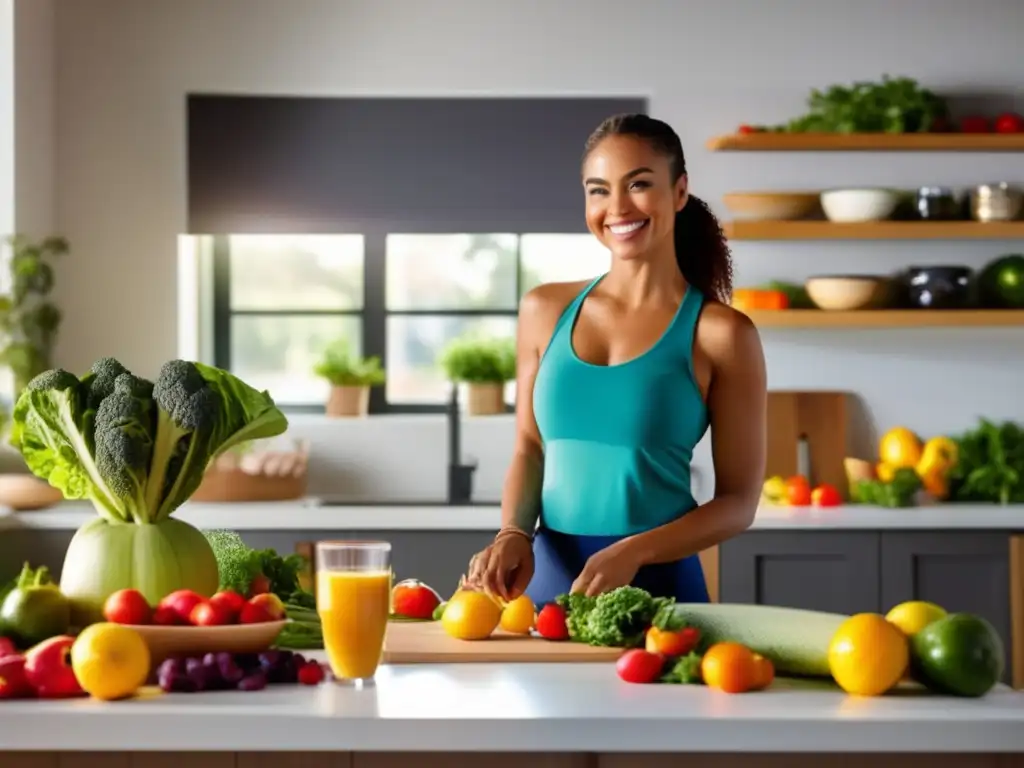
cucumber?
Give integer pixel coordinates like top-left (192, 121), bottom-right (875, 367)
top-left (673, 603), bottom-right (848, 678)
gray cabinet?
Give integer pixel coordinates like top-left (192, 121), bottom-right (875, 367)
top-left (719, 532), bottom-right (881, 614)
top-left (719, 529), bottom-right (1013, 684)
top-left (881, 532), bottom-right (1011, 684)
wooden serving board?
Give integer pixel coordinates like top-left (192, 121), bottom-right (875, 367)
top-left (766, 390), bottom-right (849, 498)
top-left (382, 620), bottom-right (623, 663)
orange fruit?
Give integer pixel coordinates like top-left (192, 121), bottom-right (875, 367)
top-left (499, 595), bottom-right (536, 635)
top-left (751, 652), bottom-right (775, 690)
top-left (828, 613), bottom-right (909, 696)
top-left (700, 642), bottom-right (759, 693)
top-left (441, 589), bottom-right (502, 640)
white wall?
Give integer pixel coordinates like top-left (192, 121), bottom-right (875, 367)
top-left (13, 0), bottom-right (54, 238)
top-left (40, 0), bottom-right (1024, 501)
top-left (0, 0), bottom-right (13, 245)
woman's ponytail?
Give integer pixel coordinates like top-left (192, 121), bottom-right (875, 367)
top-left (673, 194), bottom-right (733, 303)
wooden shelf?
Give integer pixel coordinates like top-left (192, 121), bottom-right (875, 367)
top-left (707, 132), bottom-right (1024, 152)
top-left (724, 220), bottom-right (1024, 240)
top-left (746, 309), bottom-right (1024, 329)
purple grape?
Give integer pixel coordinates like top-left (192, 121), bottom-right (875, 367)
top-left (217, 654), bottom-right (244, 685)
top-left (157, 657), bottom-right (184, 680)
top-left (234, 653), bottom-right (260, 671)
top-left (258, 650), bottom-right (285, 670)
top-left (159, 670), bottom-right (199, 693)
top-left (237, 672), bottom-right (267, 691)
top-left (203, 652), bottom-right (219, 667)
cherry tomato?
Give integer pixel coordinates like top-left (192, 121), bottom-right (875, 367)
top-left (616, 649), bottom-right (664, 684)
top-left (994, 112), bottom-right (1024, 133)
top-left (811, 483), bottom-right (843, 507)
top-left (785, 476), bottom-right (812, 506)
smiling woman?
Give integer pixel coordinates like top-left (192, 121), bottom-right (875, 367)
top-left (467, 114), bottom-right (768, 607)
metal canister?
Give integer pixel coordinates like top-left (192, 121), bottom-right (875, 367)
top-left (970, 183), bottom-right (1024, 222)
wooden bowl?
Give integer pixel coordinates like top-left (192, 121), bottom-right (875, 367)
top-left (0, 474), bottom-right (64, 510)
top-left (805, 275), bottom-right (891, 311)
top-left (124, 620), bottom-right (288, 665)
top-left (722, 192), bottom-right (821, 221)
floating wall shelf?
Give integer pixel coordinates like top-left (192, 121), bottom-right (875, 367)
top-left (724, 220), bottom-right (1024, 241)
top-left (746, 310), bottom-right (1024, 329)
top-left (707, 132), bottom-right (1024, 152)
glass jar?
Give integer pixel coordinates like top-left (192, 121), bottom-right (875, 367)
top-left (915, 187), bottom-right (960, 220)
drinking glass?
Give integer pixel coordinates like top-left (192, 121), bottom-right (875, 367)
top-left (315, 540), bottom-right (392, 687)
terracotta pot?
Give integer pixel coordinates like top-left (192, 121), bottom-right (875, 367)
top-left (465, 382), bottom-right (506, 416)
top-left (326, 385), bottom-right (370, 417)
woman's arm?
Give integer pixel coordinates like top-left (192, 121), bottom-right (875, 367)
top-left (500, 291), bottom-right (547, 535)
top-left (470, 283), bottom-right (583, 598)
top-left (623, 307), bottom-right (767, 566)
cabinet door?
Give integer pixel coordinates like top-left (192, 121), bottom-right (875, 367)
top-left (880, 532), bottom-right (1011, 683)
top-left (719, 532), bottom-right (881, 614)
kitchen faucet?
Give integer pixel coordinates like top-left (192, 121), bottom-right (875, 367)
top-left (447, 385), bottom-right (477, 505)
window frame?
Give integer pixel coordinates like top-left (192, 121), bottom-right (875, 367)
top-left (212, 231), bottom-right (525, 414)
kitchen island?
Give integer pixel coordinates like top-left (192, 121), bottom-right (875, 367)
top-left (2, 662), bottom-right (1023, 766)
top-left (3, 500), bottom-right (1024, 689)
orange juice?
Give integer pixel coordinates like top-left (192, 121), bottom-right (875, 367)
top-left (317, 569), bottom-right (392, 680)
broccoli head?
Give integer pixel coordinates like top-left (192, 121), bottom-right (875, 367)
top-left (146, 359), bottom-right (288, 520)
top-left (94, 373), bottom-right (156, 521)
top-left (9, 367), bottom-right (124, 520)
top-left (9, 356), bottom-right (288, 524)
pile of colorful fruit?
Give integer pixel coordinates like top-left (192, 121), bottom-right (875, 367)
top-left (761, 475), bottom-right (842, 507)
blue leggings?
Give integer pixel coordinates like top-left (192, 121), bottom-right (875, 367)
top-left (524, 527), bottom-right (710, 608)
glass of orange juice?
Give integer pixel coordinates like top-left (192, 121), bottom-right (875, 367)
top-left (316, 540), bottom-right (392, 687)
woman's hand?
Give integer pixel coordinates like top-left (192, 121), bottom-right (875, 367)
top-left (466, 533), bottom-right (535, 601)
top-left (570, 539), bottom-right (643, 597)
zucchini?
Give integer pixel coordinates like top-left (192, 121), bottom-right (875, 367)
top-left (673, 603), bottom-right (848, 678)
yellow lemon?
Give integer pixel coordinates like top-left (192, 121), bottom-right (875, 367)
top-left (885, 601), bottom-right (947, 637)
top-left (828, 613), bottom-right (909, 697)
top-left (499, 595), bottom-right (536, 635)
top-left (71, 622), bottom-right (150, 701)
top-left (441, 590), bottom-right (502, 640)
top-left (878, 427), bottom-right (923, 469)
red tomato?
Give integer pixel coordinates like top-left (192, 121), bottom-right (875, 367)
top-left (645, 626), bottom-right (701, 657)
top-left (616, 649), bottom-right (665, 684)
top-left (811, 483), bottom-right (843, 507)
top-left (785, 476), bottom-right (812, 506)
top-left (994, 112), bottom-right (1024, 133)
top-left (959, 116), bottom-right (990, 133)
top-left (190, 601), bottom-right (233, 626)
top-left (209, 590), bottom-right (247, 620)
top-left (737, 124), bottom-right (758, 134)
top-left (152, 605), bottom-right (183, 626)
top-left (103, 589), bottom-right (152, 625)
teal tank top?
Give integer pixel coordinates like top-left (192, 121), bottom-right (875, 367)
top-left (532, 275), bottom-right (709, 537)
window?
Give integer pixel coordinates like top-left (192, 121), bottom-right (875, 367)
top-left (211, 232), bottom-right (610, 411)
top-left (214, 234), bottom-right (365, 405)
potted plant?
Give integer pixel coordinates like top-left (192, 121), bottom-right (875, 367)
top-left (438, 335), bottom-right (516, 416)
top-left (313, 338), bottom-right (386, 417)
top-left (0, 234), bottom-right (69, 508)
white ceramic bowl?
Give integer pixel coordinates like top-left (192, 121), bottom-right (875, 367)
top-left (805, 275), bottom-right (891, 311)
top-left (820, 188), bottom-right (900, 223)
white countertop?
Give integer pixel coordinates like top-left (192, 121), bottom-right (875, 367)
top-left (1, 499), bottom-right (1023, 532)
top-left (0, 662), bottom-right (1021, 753)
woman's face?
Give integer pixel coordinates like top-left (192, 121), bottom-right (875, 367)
top-left (582, 134), bottom-right (687, 261)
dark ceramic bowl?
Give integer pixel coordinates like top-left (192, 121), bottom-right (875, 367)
top-left (905, 266), bottom-right (974, 309)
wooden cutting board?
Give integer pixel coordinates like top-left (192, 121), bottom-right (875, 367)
top-left (382, 621), bottom-right (623, 663)
top-left (766, 391), bottom-right (849, 498)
